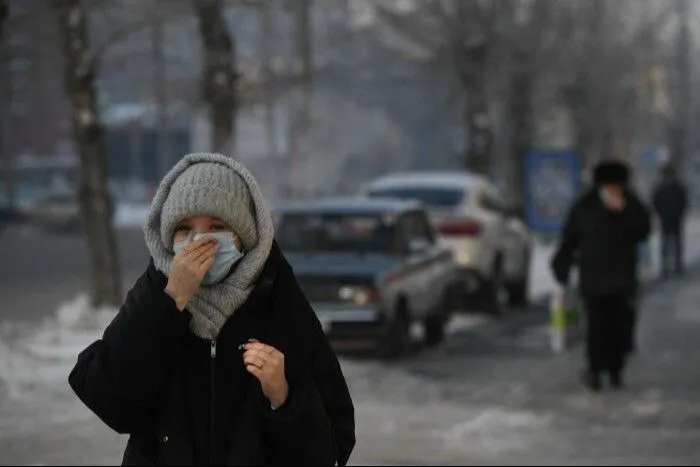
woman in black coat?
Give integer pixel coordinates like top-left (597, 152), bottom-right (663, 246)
top-left (69, 153), bottom-right (355, 466)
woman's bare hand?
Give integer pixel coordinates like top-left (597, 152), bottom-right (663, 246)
top-left (165, 237), bottom-right (219, 310)
top-left (242, 341), bottom-right (289, 409)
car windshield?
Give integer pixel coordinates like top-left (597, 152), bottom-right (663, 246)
top-left (276, 212), bottom-right (397, 254)
top-left (368, 186), bottom-right (466, 209)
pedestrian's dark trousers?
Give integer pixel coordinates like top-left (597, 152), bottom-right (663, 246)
top-left (661, 226), bottom-right (684, 275)
top-left (584, 295), bottom-right (629, 377)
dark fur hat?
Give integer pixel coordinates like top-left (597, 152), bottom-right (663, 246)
top-left (593, 160), bottom-right (630, 185)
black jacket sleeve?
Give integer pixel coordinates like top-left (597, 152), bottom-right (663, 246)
top-left (551, 201), bottom-right (581, 286)
top-left (68, 263), bottom-right (191, 434)
top-left (652, 186), bottom-right (663, 214)
top-left (261, 260), bottom-right (356, 466)
top-left (679, 185), bottom-right (689, 215)
top-left (264, 339), bottom-right (355, 466)
top-left (624, 191), bottom-right (652, 243)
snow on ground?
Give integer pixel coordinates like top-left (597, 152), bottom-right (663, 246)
top-left (113, 202), bottom-right (150, 229)
top-left (0, 294), bottom-right (116, 401)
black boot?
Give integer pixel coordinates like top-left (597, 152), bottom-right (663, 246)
top-left (582, 370), bottom-right (602, 392)
top-left (610, 372), bottom-right (624, 390)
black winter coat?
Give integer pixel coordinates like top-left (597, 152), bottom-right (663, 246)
top-left (551, 189), bottom-right (651, 298)
top-left (69, 244), bottom-right (355, 466)
top-left (653, 180), bottom-right (688, 230)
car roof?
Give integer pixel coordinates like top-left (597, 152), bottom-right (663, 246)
top-left (274, 197), bottom-right (423, 215)
top-left (367, 171), bottom-right (489, 191)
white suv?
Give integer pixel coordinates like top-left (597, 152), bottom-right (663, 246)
top-left (363, 171), bottom-right (532, 315)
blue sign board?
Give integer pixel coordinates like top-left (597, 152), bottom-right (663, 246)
top-left (523, 149), bottom-right (582, 232)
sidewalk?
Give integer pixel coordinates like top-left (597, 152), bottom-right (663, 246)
top-left (346, 267), bottom-right (700, 465)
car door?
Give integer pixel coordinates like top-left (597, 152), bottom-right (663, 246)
top-left (413, 209), bottom-right (452, 313)
top-left (495, 192), bottom-right (530, 282)
top-left (477, 185), bottom-right (508, 269)
top-left (502, 203), bottom-right (531, 282)
top-left (395, 212), bottom-right (433, 315)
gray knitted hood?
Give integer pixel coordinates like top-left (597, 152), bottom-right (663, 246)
top-left (143, 152), bottom-right (275, 341)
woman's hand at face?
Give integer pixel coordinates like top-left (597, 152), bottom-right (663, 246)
top-left (242, 341), bottom-right (289, 409)
top-left (164, 237), bottom-right (219, 310)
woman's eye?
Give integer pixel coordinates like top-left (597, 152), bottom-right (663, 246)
top-left (175, 227), bottom-right (190, 233)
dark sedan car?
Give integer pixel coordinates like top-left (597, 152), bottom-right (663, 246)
top-left (274, 198), bottom-right (458, 358)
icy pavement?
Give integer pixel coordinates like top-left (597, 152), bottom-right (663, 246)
top-left (2, 274), bottom-right (700, 465)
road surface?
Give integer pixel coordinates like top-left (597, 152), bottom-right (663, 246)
top-left (0, 226), bottom-right (147, 323)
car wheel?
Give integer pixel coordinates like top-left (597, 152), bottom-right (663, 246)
top-left (378, 306), bottom-right (411, 360)
top-left (507, 249), bottom-right (530, 308)
top-left (485, 256), bottom-right (506, 317)
top-left (424, 314), bottom-right (446, 348)
top-left (424, 291), bottom-right (452, 347)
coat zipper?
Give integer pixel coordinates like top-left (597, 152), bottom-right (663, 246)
top-left (210, 339), bottom-right (217, 465)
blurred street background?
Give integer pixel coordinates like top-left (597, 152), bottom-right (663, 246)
top-left (1, 0), bottom-right (700, 465)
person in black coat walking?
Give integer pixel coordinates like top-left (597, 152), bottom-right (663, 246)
top-left (69, 153), bottom-right (355, 466)
top-left (551, 160), bottom-right (651, 392)
top-left (652, 164), bottom-right (688, 278)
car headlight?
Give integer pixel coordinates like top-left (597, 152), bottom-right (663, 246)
top-left (338, 286), bottom-right (378, 306)
top-left (456, 250), bottom-right (470, 265)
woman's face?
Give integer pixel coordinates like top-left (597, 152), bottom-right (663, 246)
top-left (173, 215), bottom-right (242, 250)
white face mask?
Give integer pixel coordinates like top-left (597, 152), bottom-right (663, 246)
top-left (173, 232), bottom-right (245, 285)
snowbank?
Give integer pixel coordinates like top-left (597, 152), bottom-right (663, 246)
top-left (0, 294), bottom-right (116, 400)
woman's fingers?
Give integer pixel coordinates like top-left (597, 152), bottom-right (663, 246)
top-left (192, 242), bottom-right (219, 262)
top-left (246, 365), bottom-right (263, 379)
top-left (183, 237), bottom-right (214, 256)
top-left (198, 253), bottom-right (217, 271)
top-left (243, 354), bottom-right (266, 369)
top-left (243, 342), bottom-right (282, 358)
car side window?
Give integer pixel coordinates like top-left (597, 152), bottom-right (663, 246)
top-left (482, 187), bottom-right (505, 214)
top-left (395, 215), bottom-right (414, 255)
top-left (396, 211), bottom-right (434, 255)
top-left (414, 211), bottom-right (436, 245)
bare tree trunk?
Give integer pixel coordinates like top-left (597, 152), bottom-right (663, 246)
top-left (0, 0), bottom-right (17, 210)
top-left (457, 41), bottom-right (492, 176)
top-left (672, 0), bottom-right (690, 174)
top-left (296, 0), bottom-right (312, 117)
top-left (562, 0), bottom-right (606, 171)
top-left (287, 0), bottom-right (313, 197)
top-left (510, 49), bottom-right (533, 203)
top-left (260, 0), bottom-right (278, 162)
top-left (151, 6), bottom-right (170, 178)
top-left (488, 0), bottom-right (515, 193)
top-left (193, 0), bottom-right (237, 155)
top-left (52, 0), bottom-right (122, 308)
top-left (128, 119), bottom-right (142, 179)
top-left (0, 0), bottom-right (6, 35)
top-left (509, 0), bottom-right (550, 203)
